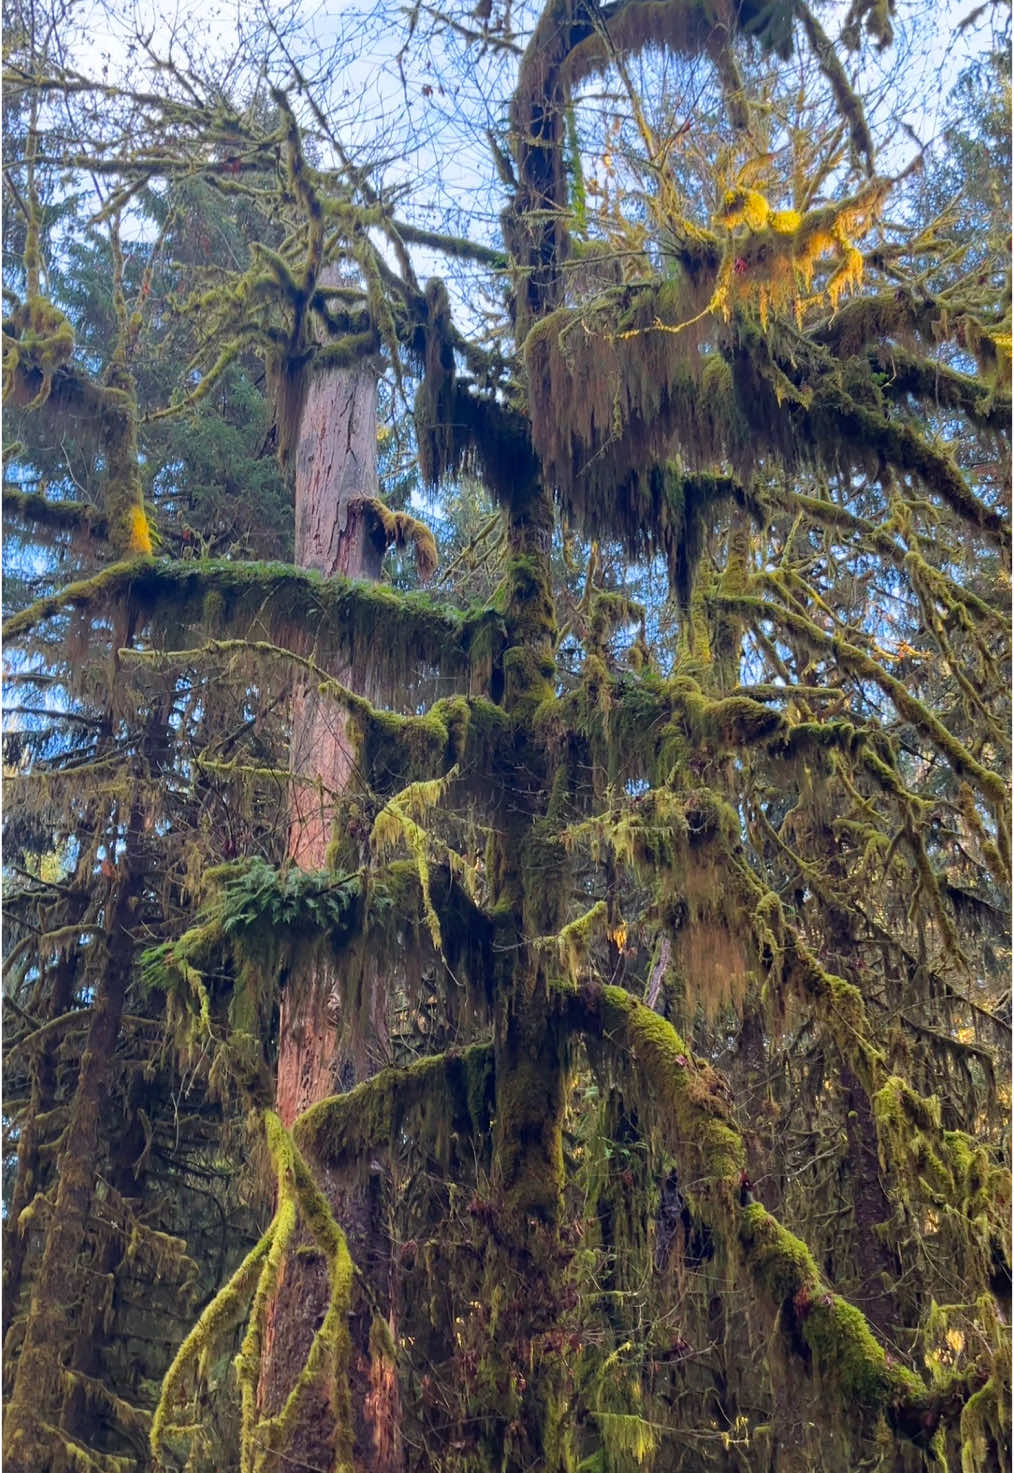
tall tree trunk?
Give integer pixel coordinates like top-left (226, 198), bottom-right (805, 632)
top-left (471, 481), bottom-right (573, 1471)
top-left (260, 349), bottom-right (402, 1473)
top-left (3, 805), bottom-right (145, 1473)
top-left (286, 361), bottom-right (384, 877)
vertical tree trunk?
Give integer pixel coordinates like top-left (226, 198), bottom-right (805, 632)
top-left (471, 481), bottom-right (573, 1471)
top-left (278, 358), bottom-right (386, 1122)
top-left (260, 348), bottom-right (403, 1473)
top-left (286, 362), bottom-right (384, 878)
top-left (3, 808), bottom-right (145, 1473)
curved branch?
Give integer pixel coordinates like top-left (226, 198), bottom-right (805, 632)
top-left (292, 1042), bottom-right (494, 1165)
top-left (719, 589), bottom-right (1009, 819)
top-left (562, 980), bottom-right (987, 1439)
top-left (807, 388), bottom-right (1010, 548)
top-left (2, 488), bottom-right (107, 538)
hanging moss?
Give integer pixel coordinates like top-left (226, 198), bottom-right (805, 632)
top-left (2, 555), bottom-right (488, 695)
top-left (361, 497), bottom-right (438, 580)
top-left (414, 277), bottom-right (457, 487)
top-left (293, 1042), bottom-right (495, 1169)
top-left (419, 377), bottom-right (542, 509)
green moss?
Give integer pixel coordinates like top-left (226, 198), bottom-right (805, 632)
top-left (803, 1295), bottom-right (916, 1407)
top-left (739, 1203), bottom-right (925, 1412)
top-left (3, 557), bottom-right (479, 693)
top-left (151, 1227), bottom-right (272, 1454)
top-left (3, 294), bottom-right (76, 410)
top-left (2, 487), bottom-right (106, 539)
top-left (361, 495), bottom-right (438, 580)
top-left (234, 1114), bottom-right (355, 1473)
top-left (293, 1043), bottom-right (494, 1168)
top-left (961, 1375), bottom-right (1008, 1473)
top-left (572, 982), bottom-right (745, 1184)
top-left (739, 1201), bottom-right (820, 1301)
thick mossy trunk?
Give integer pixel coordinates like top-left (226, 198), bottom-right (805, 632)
top-left (477, 968), bottom-right (572, 1471)
top-left (466, 481), bottom-right (576, 1470)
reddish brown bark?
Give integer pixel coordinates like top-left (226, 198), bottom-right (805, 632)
top-left (280, 355), bottom-right (388, 1115)
top-left (286, 360), bottom-right (385, 879)
top-left (261, 347), bottom-right (403, 1472)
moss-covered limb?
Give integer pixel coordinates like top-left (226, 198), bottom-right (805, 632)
top-left (3, 997), bottom-right (108, 1059)
top-left (564, 983), bottom-right (996, 1438)
top-left (906, 550), bottom-right (1008, 699)
top-left (870, 345), bottom-right (1012, 431)
top-left (371, 766), bottom-right (474, 948)
top-left (737, 1204), bottom-right (932, 1416)
top-left (523, 276), bottom-right (1005, 565)
top-left (797, 2), bottom-right (874, 166)
top-left (13, 1421), bottom-right (135, 1473)
top-left (748, 887), bottom-right (883, 1075)
top-left (292, 1042), bottom-right (494, 1168)
top-left (719, 590), bottom-right (1009, 816)
top-left (539, 900), bottom-right (609, 985)
top-left (1, 486), bottom-right (108, 538)
top-left (813, 285), bottom-right (1008, 373)
top-left (564, 980), bottom-right (745, 1186)
top-left (523, 285), bottom-right (737, 516)
top-left (2, 555), bottom-right (480, 681)
top-left (959, 1369), bottom-right (1011, 1473)
top-left (3, 926), bottom-right (109, 996)
top-left (58, 1369), bottom-right (151, 1440)
top-left (753, 890), bottom-right (1011, 1262)
top-left (559, 661), bottom-right (918, 802)
top-left (390, 218), bottom-right (508, 269)
top-left (97, 352), bottom-right (152, 556)
top-left (806, 387), bottom-right (1010, 549)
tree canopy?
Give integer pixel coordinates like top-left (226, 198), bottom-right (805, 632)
top-left (2, 1), bottom-right (1011, 1471)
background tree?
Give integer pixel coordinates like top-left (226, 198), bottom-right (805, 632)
top-left (3, 1), bottom-right (1011, 1471)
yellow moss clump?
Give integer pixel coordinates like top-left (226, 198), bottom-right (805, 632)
top-left (710, 179), bottom-right (889, 326)
top-left (717, 187), bottom-right (771, 232)
top-left (362, 497), bottom-right (438, 581)
top-left (126, 503), bottom-right (154, 555)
